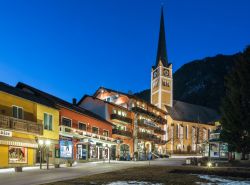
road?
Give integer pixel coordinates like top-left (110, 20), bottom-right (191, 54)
top-left (0, 158), bottom-right (185, 185)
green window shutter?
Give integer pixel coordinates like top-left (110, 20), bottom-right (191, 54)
top-left (13, 106), bottom-right (18, 118)
top-left (49, 115), bottom-right (53, 130)
top-left (44, 113), bottom-right (48, 130)
top-left (18, 107), bottom-right (23, 119)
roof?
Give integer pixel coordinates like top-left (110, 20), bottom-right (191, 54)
top-left (16, 82), bottom-right (114, 126)
top-left (88, 86), bottom-right (167, 115)
top-left (0, 82), bottom-right (57, 109)
top-left (165, 100), bottom-right (219, 125)
top-left (80, 95), bottom-right (131, 112)
top-left (154, 7), bottom-right (168, 69)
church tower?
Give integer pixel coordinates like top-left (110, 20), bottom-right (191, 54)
top-left (151, 7), bottom-right (173, 109)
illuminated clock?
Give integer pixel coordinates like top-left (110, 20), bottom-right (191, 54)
top-left (163, 69), bottom-right (169, 77)
top-left (153, 70), bottom-right (159, 79)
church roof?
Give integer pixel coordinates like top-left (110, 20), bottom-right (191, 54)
top-left (154, 7), bottom-right (168, 69)
top-left (165, 100), bottom-right (219, 125)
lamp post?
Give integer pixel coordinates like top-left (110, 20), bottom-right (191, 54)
top-left (38, 139), bottom-right (51, 170)
top-left (38, 140), bottom-right (44, 170)
top-left (45, 140), bottom-right (51, 170)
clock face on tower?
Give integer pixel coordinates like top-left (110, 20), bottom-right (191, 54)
top-left (163, 69), bottom-right (170, 77)
top-left (153, 69), bottom-right (159, 79)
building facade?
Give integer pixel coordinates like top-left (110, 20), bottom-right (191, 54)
top-left (0, 82), bottom-right (59, 168)
top-left (17, 82), bottom-right (117, 162)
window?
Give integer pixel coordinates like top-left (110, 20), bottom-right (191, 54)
top-left (12, 106), bottom-right (23, 119)
top-left (113, 109), bottom-right (117, 114)
top-left (103, 130), bottom-right (109, 137)
top-left (186, 126), bottom-right (189, 139)
top-left (62, 117), bottom-right (72, 127)
top-left (92, 127), bottom-right (99, 134)
top-left (44, 113), bottom-right (53, 130)
top-left (176, 124), bottom-right (179, 138)
top-left (79, 122), bottom-right (87, 131)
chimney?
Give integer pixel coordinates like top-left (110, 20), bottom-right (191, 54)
top-left (72, 98), bottom-right (77, 105)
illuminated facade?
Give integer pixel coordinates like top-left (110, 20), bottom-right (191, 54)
top-left (0, 82), bottom-right (59, 168)
top-left (16, 82), bottom-right (117, 162)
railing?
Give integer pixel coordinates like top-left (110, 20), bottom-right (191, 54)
top-left (137, 131), bottom-right (166, 145)
top-left (0, 114), bottom-right (43, 135)
top-left (110, 114), bottom-right (132, 124)
top-left (131, 107), bottom-right (167, 125)
top-left (112, 129), bottom-right (132, 137)
top-left (137, 119), bottom-right (156, 129)
top-left (154, 128), bottom-right (166, 135)
top-left (60, 125), bottom-right (116, 143)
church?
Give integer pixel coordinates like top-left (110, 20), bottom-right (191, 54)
top-left (78, 8), bottom-right (219, 158)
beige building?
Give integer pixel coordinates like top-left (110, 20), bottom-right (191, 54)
top-left (80, 8), bottom-right (218, 158)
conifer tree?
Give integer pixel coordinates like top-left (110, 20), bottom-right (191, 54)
top-left (220, 46), bottom-right (250, 159)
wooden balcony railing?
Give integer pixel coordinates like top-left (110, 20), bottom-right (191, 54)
top-left (110, 114), bottom-right (132, 124)
top-left (0, 114), bottom-right (43, 135)
top-left (131, 107), bottom-right (167, 125)
top-left (137, 132), bottom-right (166, 144)
top-left (112, 129), bottom-right (132, 138)
top-left (154, 128), bottom-right (166, 135)
top-left (137, 119), bottom-right (156, 129)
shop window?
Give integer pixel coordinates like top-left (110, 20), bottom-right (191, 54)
top-left (44, 113), bottom-right (53, 130)
top-left (12, 106), bottom-right (23, 119)
top-left (103, 130), bottom-right (109, 137)
top-left (79, 122), bottom-right (87, 131)
top-left (113, 109), bottom-right (117, 114)
top-left (118, 110), bottom-right (121, 116)
top-left (62, 117), bottom-right (72, 127)
top-left (92, 127), bottom-right (99, 134)
top-left (9, 146), bottom-right (27, 164)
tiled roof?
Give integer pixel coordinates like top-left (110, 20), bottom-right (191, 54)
top-left (16, 82), bottom-right (114, 126)
top-left (165, 100), bottom-right (219, 125)
top-left (0, 82), bottom-right (57, 109)
top-left (90, 87), bottom-right (167, 114)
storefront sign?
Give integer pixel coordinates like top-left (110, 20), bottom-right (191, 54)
top-left (9, 146), bottom-right (27, 164)
top-left (0, 129), bottom-right (12, 137)
top-left (59, 140), bottom-right (73, 158)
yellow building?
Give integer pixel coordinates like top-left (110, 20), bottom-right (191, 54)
top-left (0, 82), bottom-right (59, 168)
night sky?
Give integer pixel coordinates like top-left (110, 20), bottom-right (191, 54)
top-left (0, 0), bottom-right (250, 102)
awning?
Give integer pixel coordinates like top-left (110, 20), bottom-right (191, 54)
top-left (0, 136), bottom-right (38, 148)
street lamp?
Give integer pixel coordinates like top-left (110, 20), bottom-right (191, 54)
top-left (45, 140), bottom-right (51, 170)
top-left (38, 139), bottom-right (51, 170)
top-left (38, 140), bottom-right (44, 170)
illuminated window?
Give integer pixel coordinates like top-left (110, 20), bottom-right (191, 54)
top-left (103, 130), bottom-right (109, 137)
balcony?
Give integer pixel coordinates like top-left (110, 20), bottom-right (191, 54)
top-left (137, 131), bottom-right (166, 145)
top-left (0, 114), bottom-right (43, 135)
top-left (154, 128), bottom-right (166, 135)
top-left (137, 119), bottom-right (156, 129)
top-left (112, 129), bottom-right (132, 138)
top-left (60, 125), bottom-right (116, 143)
top-left (137, 132), bottom-right (158, 141)
top-left (131, 107), bottom-right (167, 125)
top-left (110, 114), bottom-right (132, 124)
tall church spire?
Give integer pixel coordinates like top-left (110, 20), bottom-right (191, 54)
top-left (155, 7), bottom-right (168, 68)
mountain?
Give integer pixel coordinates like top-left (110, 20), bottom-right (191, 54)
top-left (134, 47), bottom-right (250, 111)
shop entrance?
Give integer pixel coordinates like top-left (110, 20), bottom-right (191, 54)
top-left (120, 144), bottom-right (130, 160)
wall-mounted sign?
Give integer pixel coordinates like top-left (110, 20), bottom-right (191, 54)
top-left (0, 129), bottom-right (12, 137)
top-left (59, 140), bottom-right (73, 158)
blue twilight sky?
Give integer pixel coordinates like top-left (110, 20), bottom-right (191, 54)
top-left (0, 0), bottom-right (250, 102)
